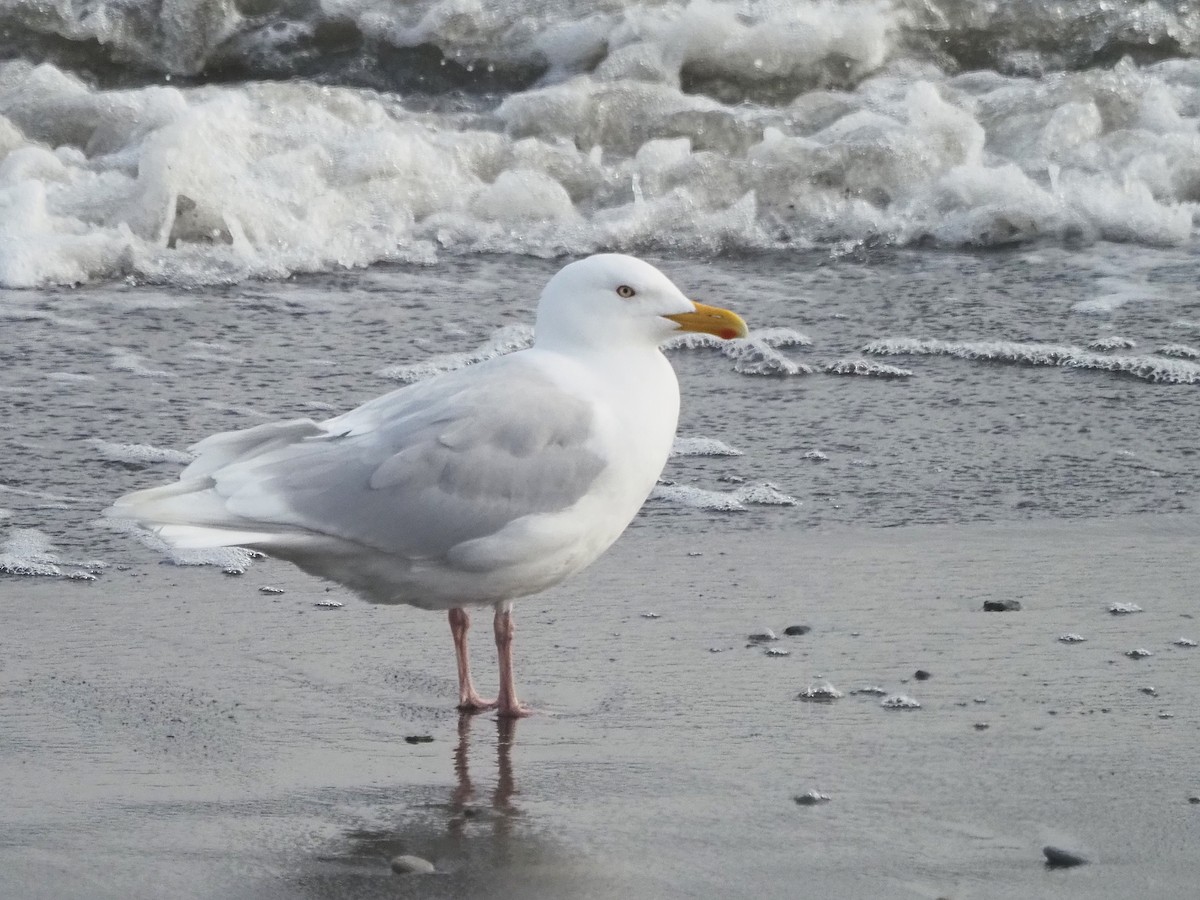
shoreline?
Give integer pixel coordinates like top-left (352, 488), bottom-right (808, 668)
top-left (4, 511), bottom-right (1198, 899)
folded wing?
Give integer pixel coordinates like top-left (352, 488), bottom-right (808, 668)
top-left (108, 355), bottom-right (607, 560)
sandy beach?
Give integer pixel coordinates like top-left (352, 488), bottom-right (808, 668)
top-left (4, 513), bottom-right (1197, 899)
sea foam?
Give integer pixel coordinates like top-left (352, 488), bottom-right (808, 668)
top-left (1, 38), bottom-right (1198, 287)
top-left (864, 338), bottom-right (1200, 384)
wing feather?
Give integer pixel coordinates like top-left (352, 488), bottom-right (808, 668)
top-left (139, 354), bottom-right (608, 560)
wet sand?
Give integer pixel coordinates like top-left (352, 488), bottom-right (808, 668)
top-left (3, 513), bottom-right (1198, 899)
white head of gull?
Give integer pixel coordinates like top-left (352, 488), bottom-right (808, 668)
top-left (107, 254), bottom-right (748, 717)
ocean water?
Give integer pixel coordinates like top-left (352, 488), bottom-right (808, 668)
top-left (2, 0), bottom-right (1200, 286)
top-left (3, 3), bottom-right (1200, 898)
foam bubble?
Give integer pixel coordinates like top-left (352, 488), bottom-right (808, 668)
top-left (1157, 344), bottom-right (1200, 360)
top-left (651, 483), bottom-right (747, 512)
top-left (670, 437), bottom-right (743, 457)
top-left (824, 358), bottom-right (912, 377)
top-left (864, 337), bottom-right (1200, 384)
top-left (87, 439), bottom-right (193, 465)
top-left (2, 22), bottom-right (1199, 287)
top-left (103, 517), bottom-right (258, 573)
top-left (379, 324), bottom-right (534, 383)
top-left (1087, 337), bottom-right (1136, 351)
top-left (650, 481), bottom-right (796, 511)
top-left (0, 528), bottom-right (105, 578)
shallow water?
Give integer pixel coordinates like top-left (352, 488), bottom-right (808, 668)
top-left (2, 250), bottom-right (1200, 898)
top-left (2, 250), bottom-right (1198, 562)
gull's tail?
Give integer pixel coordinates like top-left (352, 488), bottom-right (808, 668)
top-left (105, 418), bottom-right (325, 550)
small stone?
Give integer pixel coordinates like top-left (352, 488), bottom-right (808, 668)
top-left (797, 682), bottom-right (842, 702)
top-left (1174, 638), bottom-right (1197, 647)
top-left (803, 449), bottom-right (829, 461)
top-left (748, 627), bottom-right (777, 642)
top-left (881, 694), bottom-right (921, 710)
top-left (973, 697), bottom-right (987, 704)
top-left (314, 599), bottom-right (344, 608)
top-left (764, 647), bottom-right (790, 657)
top-left (983, 599), bottom-right (1021, 612)
top-left (1159, 712), bottom-right (1175, 719)
top-left (1043, 846), bottom-right (1087, 868)
top-left (849, 686), bottom-right (887, 696)
top-left (641, 612), bottom-right (661, 619)
top-left (1058, 633), bottom-right (1086, 643)
top-left (259, 586), bottom-right (285, 594)
top-left (793, 790), bottom-right (831, 806)
top-left (914, 669), bottom-right (931, 681)
top-left (1140, 686), bottom-right (1157, 696)
top-left (391, 854), bottom-right (435, 875)
top-left (404, 735), bottom-right (434, 744)
top-left (1125, 648), bottom-right (1152, 659)
top-left (1109, 602), bottom-right (1143, 615)
top-left (783, 625), bottom-right (811, 636)
top-left (974, 723), bottom-right (989, 730)
top-left (686, 551), bottom-right (703, 557)
top-left (1188, 796), bottom-right (1199, 804)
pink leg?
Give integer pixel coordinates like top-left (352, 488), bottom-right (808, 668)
top-left (494, 602), bottom-right (532, 718)
top-left (449, 608), bottom-right (495, 712)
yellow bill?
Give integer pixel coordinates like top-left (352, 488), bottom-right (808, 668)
top-left (664, 301), bottom-right (749, 341)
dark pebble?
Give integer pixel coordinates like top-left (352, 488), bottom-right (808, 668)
top-left (914, 669), bottom-right (931, 680)
top-left (1043, 846), bottom-right (1087, 868)
top-left (1189, 797), bottom-right (1199, 804)
top-left (404, 735), bottom-right (434, 744)
top-left (983, 599), bottom-right (1021, 612)
top-left (783, 625), bottom-right (811, 636)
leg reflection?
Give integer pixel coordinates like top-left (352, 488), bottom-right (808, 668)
top-left (448, 711), bottom-right (521, 843)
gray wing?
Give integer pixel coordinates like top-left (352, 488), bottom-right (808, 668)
top-left (202, 354), bottom-right (607, 558)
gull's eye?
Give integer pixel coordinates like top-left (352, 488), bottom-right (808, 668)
top-left (616, 284), bottom-right (636, 299)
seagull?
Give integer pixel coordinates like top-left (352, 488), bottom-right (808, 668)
top-left (107, 254), bottom-right (748, 717)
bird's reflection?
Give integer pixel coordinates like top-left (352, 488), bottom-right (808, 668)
top-left (447, 712), bottom-right (521, 849)
top-left (327, 712), bottom-right (527, 886)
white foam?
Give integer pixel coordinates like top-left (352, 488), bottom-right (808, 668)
top-left (1087, 337), bottom-right (1136, 351)
top-left (103, 517), bottom-right (258, 573)
top-left (664, 330), bottom-right (813, 377)
top-left (864, 337), bottom-right (1200, 384)
top-left (824, 358), bottom-right (912, 377)
top-left (0, 528), bottom-right (61, 576)
top-left (1, 26), bottom-right (1198, 287)
top-left (0, 528), bottom-right (105, 579)
top-left (1157, 344), bottom-right (1200, 360)
top-left (670, 437), bottom-right (743, 457)
top-left (87, 439), bottom-right (193, 465)
top-left (881, 694), bottom-right (921, 709)
top-left (379, 324), bottom-right (534, 382)
top-left (734, 482), bottom-right (798, 506)
top-left (650, 481), bottom-right (796, 511)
